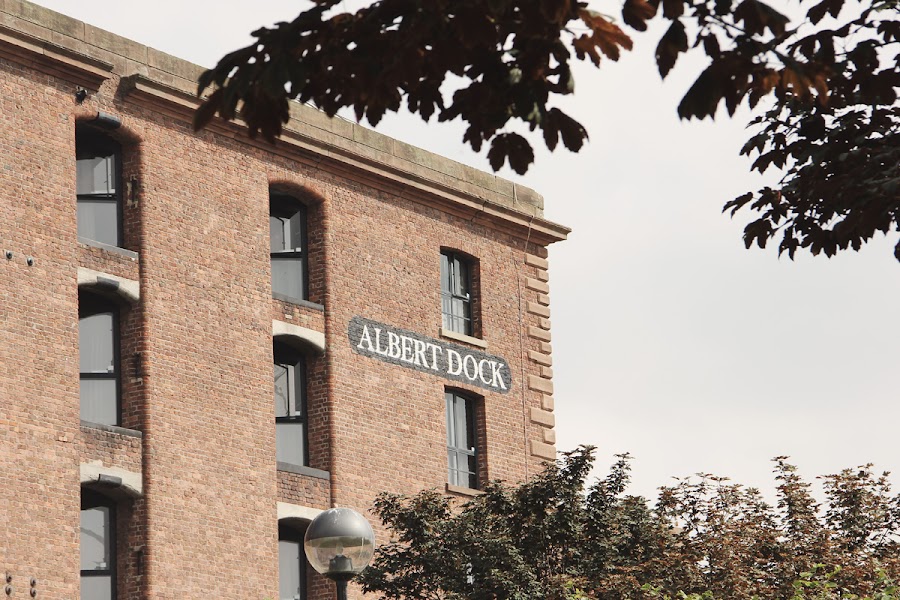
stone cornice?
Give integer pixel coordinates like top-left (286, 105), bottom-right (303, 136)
top-left (122, 74), bottom-right (570, 245)
top-left (1, 0), bottom-right (571, 245)
top-left (0, 22), bottom-right (112, 89)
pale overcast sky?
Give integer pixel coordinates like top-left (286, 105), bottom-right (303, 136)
top-left (32, 1), bottom-right (899, 501)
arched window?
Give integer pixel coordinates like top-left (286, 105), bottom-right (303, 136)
top-left (79, 294), bottom-right (120, 426)
top-left (76, 129), bottom-right (121, 247)
top-left (278, 523), bottom-right (307, 600)
top-left (270, 192), bottom-right (308, 301)
top-left (440, 250), bottom-right (476, 336)
top-left (274, 341), bottom-right (308, 466)
top-left (81, 489), bottom-right (116, 600)
top-left (446, 390), bottom-right (479, 489)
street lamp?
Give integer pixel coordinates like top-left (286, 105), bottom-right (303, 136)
top-left (304, 508), bottom-right (375, 600)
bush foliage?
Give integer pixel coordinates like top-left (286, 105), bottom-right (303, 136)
top-left (359, 447), bottom-right (899, 600)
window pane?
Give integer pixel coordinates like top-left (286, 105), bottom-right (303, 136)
top-left (445, 394), bottom-right (454, 446)
top-left (77, 199), bottom-right (118, 246)
top-left (81, 574), bottom-right (113, 600)
top-left (448, 451), bottom-right (476, 489)
top-left (454, 398), bottom-right (470, 450)
top-left (80, 312), bottom-right (115, 374)
top-left (80, 380), bottom-right (118, 425)
top-left (274, 363), bottom-right (291, 418)
top-left (288, 211), bottom-right (304, 251)
top-left (270, 216), bottom-right (287, 252)
top-left (80, 506), bottom-right (110, 570)
top-left (451, 298), bottom-right (470, 335)
top-left (276, 421), bottom-right (307, 466)
top-left (77, 155), bottom-right (115, 196)
top-left (446, 312), bottom-right (468, 335)
top-left (441, 296), bottom-right (453, 327)
top-left (447, 393), bottom-right (477, 488)
top-left (466, 454), bottom-right (478, 488)
top-left (453, 258), bottom-right (469, 297)
top-left (272, 256), bottom-right (305, 299)
top-left (279, 539), bottom-right (304, 600)
top-left (440, 252), bottom-right (473, 335)
top-left (451, 298), bottom-right (468, 320)
top-left (464, 401), bottom-right (475, 449)
top-left (292, 357), bottom-right (306, 418)
top-left (440, 253), bottom-right (450, 293)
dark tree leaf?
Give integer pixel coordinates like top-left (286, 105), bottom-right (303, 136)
top-left (577, 9), bottom-right (634, 63)
top-left (542, 110), bottom-right (560, 151)
top-left (623, 0), bottom-right (658, 31)
top-left (734, 0), bottom-right (789, 37)
top-left (678, 60), bottom-right (730, 119)
top-left (807, 0), bottom-right (844, 25)
top-left (488, 133), bottom-right (535, 175)
top-left (662, 0), bottom-right (686, 19)
top-left (192, 88), bottom-right (224, 132)
top-left (702, 34), bottom-right (721, 59)
top-left (549, 108), bottom-right (588, 151)
top-left (192, 0), bottom-right (900, 261)
top-left (656, 19), bottom-right (689, 78)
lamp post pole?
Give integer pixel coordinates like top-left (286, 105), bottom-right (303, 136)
top-left (328, 557), bottom-right (354, 600)
top-left (304, 508), bottom-right (375, 600)
top-left (334, 577), bottom-right (351, 600)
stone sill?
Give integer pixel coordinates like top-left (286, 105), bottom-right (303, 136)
top-left (439, 328), bottom-right (487, 349)
top-left (78, 237), bottom-right (139, 260)
top-left (446, 483), bottom-right (484, 497)
top-left (80, 421), bottom-right (142, 438)
top-left (272, 293), bottom-right (325, 312)
top-left (277, 462), bottom-right (330, 480)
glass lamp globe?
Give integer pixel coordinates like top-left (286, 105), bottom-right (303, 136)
top-left (304, 508), bottom-right (375, 582)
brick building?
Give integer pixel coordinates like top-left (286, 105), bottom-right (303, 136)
top-left (0, 2), bottom-right (569, 599)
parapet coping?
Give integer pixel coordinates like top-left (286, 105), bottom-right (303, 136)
top-left (0, 0), bottom-right (571, 245)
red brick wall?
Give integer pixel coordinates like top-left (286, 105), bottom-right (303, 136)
top-left (0, 4), bottom-right (562, 599)
top-left (78, 243), bottom-right (140, 281)
top-left (278, 471), bottom-right (330, 510)
top-left (132, 115), bottom-right (278, 598)
top-left (0, 54), bottom-right (82, 599)
top-left (319, 182), bottom-right (551, 517)
top-left (79, 425), bottom-right (142, 473)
